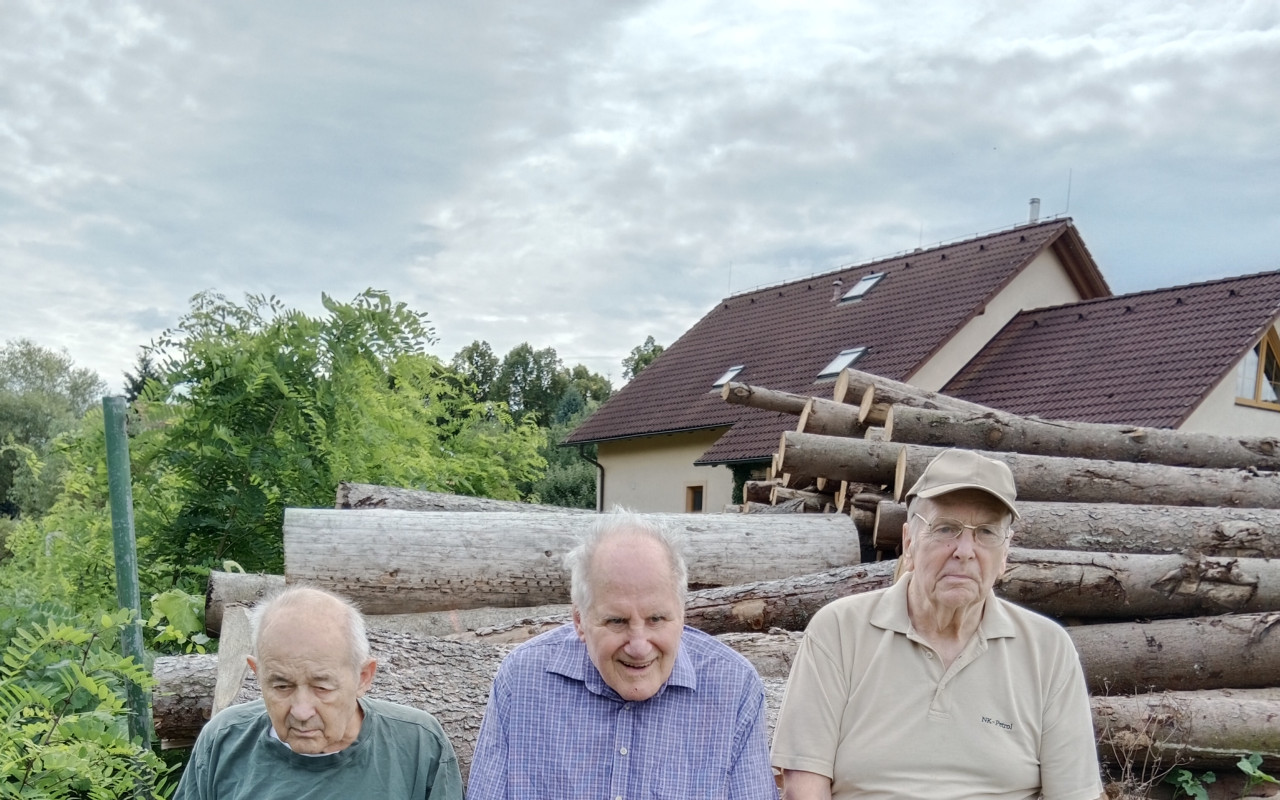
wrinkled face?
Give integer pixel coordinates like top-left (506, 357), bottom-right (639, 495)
top-left (903, 489), bottom-right (1012, 615)
top-left (573, 534), bottom-right (684, 702)
top-left (248, 607), bottom-right (376, 755)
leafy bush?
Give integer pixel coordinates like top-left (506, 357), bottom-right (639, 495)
top-left (0, 606), bottom-right (172, 798)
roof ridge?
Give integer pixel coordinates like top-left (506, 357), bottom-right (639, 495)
top-left (726, 217), bottom-right (1072, 300)
top-left (1024, 265), bottom-right (1280, 314)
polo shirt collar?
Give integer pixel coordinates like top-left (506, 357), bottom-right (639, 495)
top-left (871, 572), bottom-right (1017, 641)
top-left (545, 625), bottom-right (697, 700)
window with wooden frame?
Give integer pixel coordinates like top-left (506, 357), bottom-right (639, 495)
top-left (685, 485), bottom-right (705, 513)
top-left (1236, 328), bottom-right (1280, 410)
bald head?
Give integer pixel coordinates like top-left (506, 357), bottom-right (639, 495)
top-left (250, 586), bottom-right (370, 675)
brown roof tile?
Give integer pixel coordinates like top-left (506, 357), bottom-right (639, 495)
top-left (566, 219), bottom-right (1104, 462)
top-left (945, 270), bottom-right (1280, 427)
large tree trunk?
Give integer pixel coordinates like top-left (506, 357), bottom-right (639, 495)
top-left (834, 369), bottom-right (992, 423)
top-left (450, 562), bottom-right (902, 643)
top-left (720, 381), bottom-right (811, 414)
top-left (892, 441), bottom-right (1280, 508)
top-left (1071, 612), bottom-right (1280, 693)
top-left (336, 482), bottom-right (587, 513)
top-left (284, 510), bottom-right (860, 615)
top-left (885, 405), bottom-right (1280, 471)
top-left (871, 501), bottom-right (1280, 558)
top-left (1093, 688), bottom-right (1280, 769)
top-left (999, 548), bottom-right (1280, 619)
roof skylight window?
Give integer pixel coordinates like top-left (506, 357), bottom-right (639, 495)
top-left (712, 365), bottom-right (745, 388)
top-left (817, 347), bottom-right (866, 378)
top-left (840, 272), bottom-right (885, 302)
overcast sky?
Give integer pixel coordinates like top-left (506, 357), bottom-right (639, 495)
top-left (4, 1), bottom-right (1278, 392)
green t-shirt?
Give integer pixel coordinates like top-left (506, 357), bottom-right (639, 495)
top-left (174, 697), bottom-right (463, 799)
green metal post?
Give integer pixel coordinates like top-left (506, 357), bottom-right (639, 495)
top-left (103, 396), bottom-right (153, 749)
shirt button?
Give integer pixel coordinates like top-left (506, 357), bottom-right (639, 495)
top-left (619, 747), bottom-right (628, 755)
top-left (925, 651), bottom-right (934, 659)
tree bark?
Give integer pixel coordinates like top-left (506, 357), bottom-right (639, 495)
top-left (885, 405), bottom-right (1280, 471)
top-left (845, 370), bottom-right (993, 423)
top-left (152, 654), bottom-right (218, 748)
top-left (720, 381), bottom-right (811, 415)
top-left (873, 501), bottom-right (1280, 558)
top-left (893, 442), bottom-right (1280, 508)
top-left (797, 397), bottom-right (867, 438)
top-left (1071, 611), bottom-right (1280, 694)
top-left (778, 432), bottom-right (902, 486)
top-left (336, 482), bottom-right (588, 513)
top-left (284, 510), bottom-right (860, 615)
top-left (999, 548), bottom-right (1280, 619)
top-left (1093, 688), bottom-right (1280, 769)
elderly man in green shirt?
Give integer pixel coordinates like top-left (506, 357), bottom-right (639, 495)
top-left (174, 585), bottom-right (462, 799)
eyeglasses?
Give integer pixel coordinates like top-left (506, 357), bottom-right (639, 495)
top-left (912, 513), bottom-right (1009, 548)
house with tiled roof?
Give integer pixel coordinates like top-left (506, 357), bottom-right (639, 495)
top-left (564, 218), bottom-right (1113, 512)
top-left (944, 269), bottom-right (1280, 434)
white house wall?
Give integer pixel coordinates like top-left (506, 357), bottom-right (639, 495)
top-left (597, 429), bottom-right (736, 513)
top-left (910, 248), bottom-right (1085, 390)
top-left (1181, 327), bottom-right (1280, 436)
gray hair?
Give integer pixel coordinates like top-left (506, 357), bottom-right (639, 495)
top-left (563, 508), bottom-right (688, 613)
top-left (249, 585), bottom-right (371, 673)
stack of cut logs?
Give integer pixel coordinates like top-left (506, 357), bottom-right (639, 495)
top-left (152, 369), bottom-right (1280, 797)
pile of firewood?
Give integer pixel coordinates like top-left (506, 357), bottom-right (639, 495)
top-left (151, 370), bottom-right (1280, 796)
top-left (726, 368), bottom-right (1280, 795)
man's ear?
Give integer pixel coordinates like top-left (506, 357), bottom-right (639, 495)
top-left (247, 655), bottom-right (258, 677)
top-left (357, 659), bottom-right (377, 695)
top-left (572, 607), bottom-right (586, 642)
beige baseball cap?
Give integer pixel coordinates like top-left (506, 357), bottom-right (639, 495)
top-left (905, 448), bottom-right (1019, 518)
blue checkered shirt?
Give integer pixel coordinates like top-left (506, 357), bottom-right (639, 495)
top-left (466, 624), bottom-right (778, 800)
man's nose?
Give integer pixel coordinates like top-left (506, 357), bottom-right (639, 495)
top-left (291, 692), bottom-right (318, 720)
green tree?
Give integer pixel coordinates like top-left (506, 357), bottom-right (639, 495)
top-left (147, 290), bottom-right (545, 574)
top-left (564, 364), bottom-right (612, 406)
top-left (0, 339), bottom-right (107, 518)
top-left (450, 340), bottom-right (501, 402)
top-left (122, 350), bottom-right (163, 403)
top-left (622, 335), bottom-right (665, 381)
top-left (493, 343), bottom-right (568, 424)
top-left (529, 404), bottom-right (600, 509)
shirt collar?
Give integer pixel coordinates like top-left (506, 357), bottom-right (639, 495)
top-left (870, 572), bottom-right (1017, 641)
top-left (545, 624), bottom-right (696, 700)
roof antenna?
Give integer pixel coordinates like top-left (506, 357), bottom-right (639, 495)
top-left (918, 222), bottom-right (924, 249)
top-left (1064, 167), bottom-right (1073, 214)
top-left (727, 262), bottom-right (733, 296)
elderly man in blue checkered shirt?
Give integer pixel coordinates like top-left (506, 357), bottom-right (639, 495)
top-left (466, 510), bottom-right (779, 800)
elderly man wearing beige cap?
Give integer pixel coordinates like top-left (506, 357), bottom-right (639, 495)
top-left (771, 449), bottom-right (1103, 800)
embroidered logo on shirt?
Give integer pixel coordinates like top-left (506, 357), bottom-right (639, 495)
top-left (981, 715), bottom-right (1014, 731)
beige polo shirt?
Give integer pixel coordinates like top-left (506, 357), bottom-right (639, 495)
top-left (771, 574), bottom-right (1102, 800)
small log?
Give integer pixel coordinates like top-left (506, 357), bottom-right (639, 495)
top-left (872, 500), bottom-right (908, 551)
top-left (796, 397), bottom-right (866, 438)
top-left (205, 571), bottom-right (285, 637)
top-left (851, 370), bottom-right (992, 424)
top-left (872, 501), bottom-right (1280, 558)
top-left (1093, 688), bottom-right (1280, 769)
top-left (337, 482), bottom-right (586, 513)
top-left (743, 480), bottom-right (778, 504)
top-left (1072, 611), bottom-right (1280, 694)
top-left (285, 510), bottom-right (860, 615)
top-left (720, 382), bottom-right (811, 415)
top-left (885, 405), bottom-right (1280, 471)
top-left (893, 442), bottom-right (1280, 508)
top-left (770, 485), bottom-right (831, 512)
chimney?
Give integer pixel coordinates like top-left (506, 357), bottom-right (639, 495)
top-left (1028, 197), bottom-right (1041, 223)
top-left (831, 279), bottom-right (844, 301)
